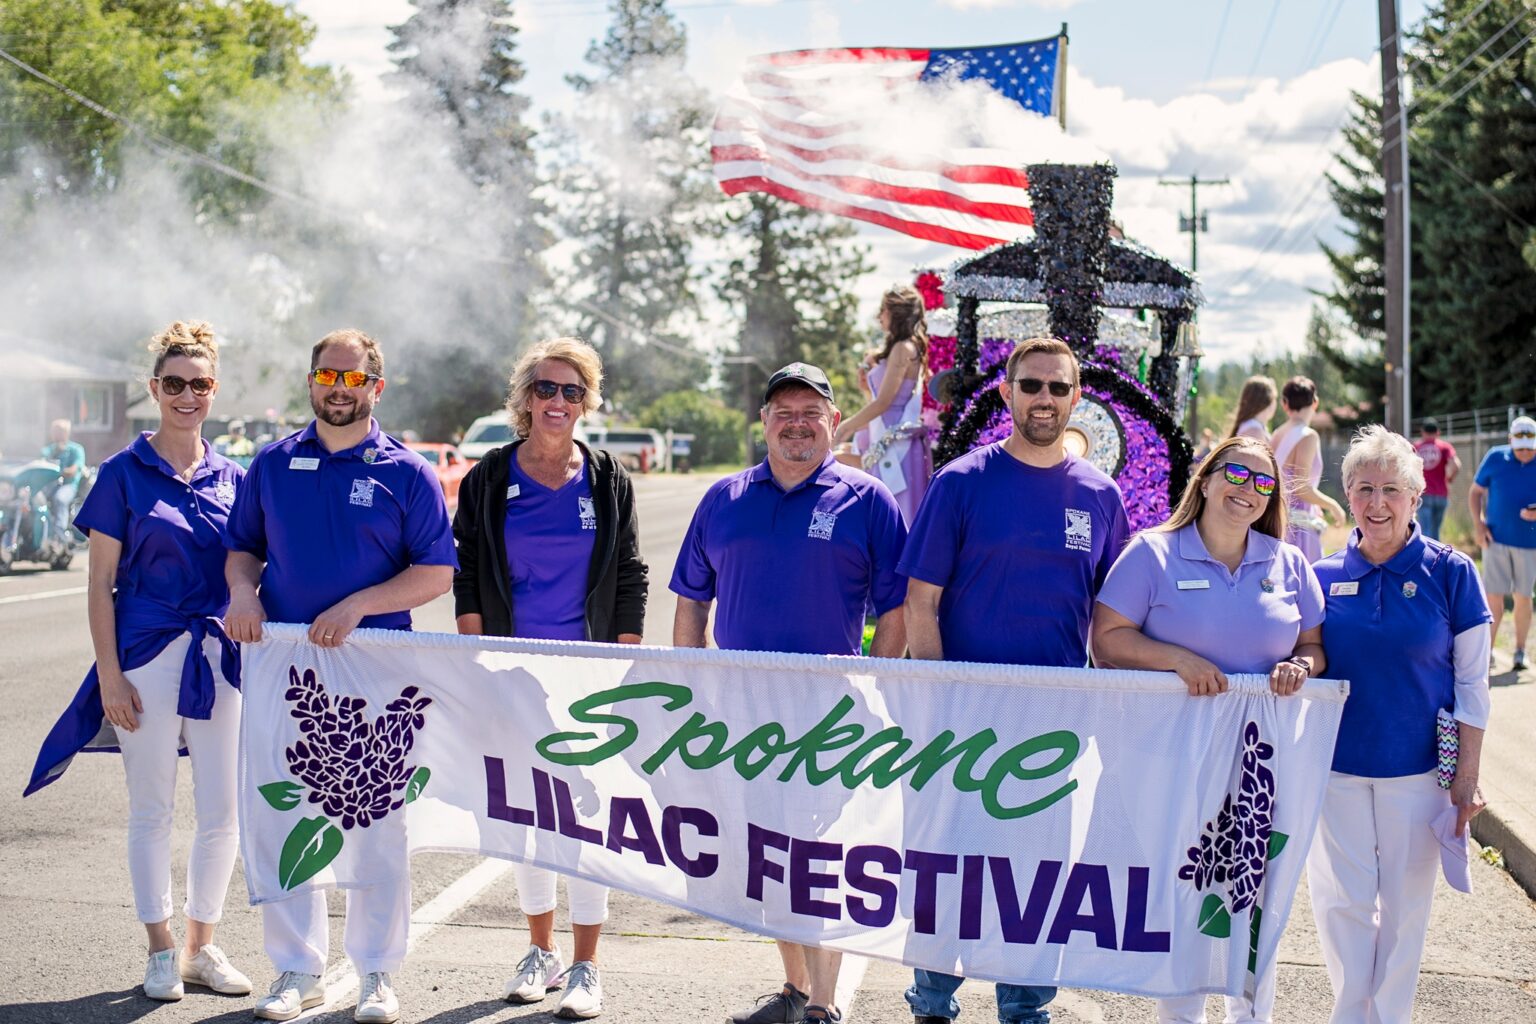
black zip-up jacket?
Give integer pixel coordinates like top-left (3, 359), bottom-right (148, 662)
top-left (451, 439), bottom-right (648, 641)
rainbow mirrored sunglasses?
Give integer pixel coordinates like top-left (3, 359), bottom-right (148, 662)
top-left (1219, 461), bottom-right (1278, 498)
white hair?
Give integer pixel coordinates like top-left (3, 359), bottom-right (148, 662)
top-left (1341, 424), bottom-right (1426, 495)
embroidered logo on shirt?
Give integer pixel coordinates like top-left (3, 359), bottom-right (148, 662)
top-left (578, 496), bottom-right (597, 530)
top-left (1402, 581), bottom-right (1418, 599)
top-left (808, 510), bottom-right (837, 540)
top-left (214, 480), bottom-right (236, 505)
top-left (1064, 508), bottom-right (1092, 551)
top-left (349, 478), bottom-right (376, 508)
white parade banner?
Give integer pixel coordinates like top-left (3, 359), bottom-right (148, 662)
top-left (238, 624), bottom-right (1347, 999)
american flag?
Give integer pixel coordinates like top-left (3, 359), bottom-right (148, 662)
top-left (712, 37), bottom-right (1063, 250)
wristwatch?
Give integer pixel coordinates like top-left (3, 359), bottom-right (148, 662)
top-left (1286, 656), bottom-right (1312, 676)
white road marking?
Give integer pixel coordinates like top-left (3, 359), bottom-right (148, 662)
top-left (0, 586), bottom-right (87, 605)
top-left (835, 954), bottom-right (869, 1016)
top-left (306, 858), bottom-right (515, 1016)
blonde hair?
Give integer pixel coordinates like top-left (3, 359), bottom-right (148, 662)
top-left (149, 320), bottom-right (219, 375)
top-left (1226, 375), bottom-right (1276, 438)
top-left (1004, 337), bottom-right (1080, 386)
top-left (312, 328), bottom-right (383, 377)
top-left (506, 337), bottom-right (604, 438)
top-left (1341, 424), bottom-right (1425, 495)
top-left (1159, 436), bottom-right (1289, 540)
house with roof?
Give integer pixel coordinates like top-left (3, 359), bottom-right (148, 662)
top-left (1, 337), bottom-right (136, 463)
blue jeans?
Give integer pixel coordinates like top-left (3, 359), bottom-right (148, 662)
top-left (1416, 493), bottom-right (1448, 540)
top-left (906, 970), bottom-right (1054, 1023)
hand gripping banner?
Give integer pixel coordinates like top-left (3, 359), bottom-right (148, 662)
top-left (239, 624), bottom-right (1347, 999)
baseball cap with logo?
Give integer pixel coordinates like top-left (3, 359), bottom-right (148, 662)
top-left (1511, 415), bottom-right (1536, 450)
top-left (763, 362), bottom-right (835, 405)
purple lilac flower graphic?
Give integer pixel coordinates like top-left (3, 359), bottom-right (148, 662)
top-left (1178, 720), bottom-right (1276, 914)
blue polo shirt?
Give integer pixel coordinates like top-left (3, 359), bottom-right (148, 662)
top-left (1097, 524), bottom-right (1326, 676)
top-left (670, 454), bottom-right (908, 655)
top-left (225, 420), bottom-right (457, 629)
top-left (1473, 445), bottom-right (1536, 548)
top-left (898, 444), bottom-right (1130, 667)
top-left (504, 455), bottom-right (596, 641)
top-left (1315, 526), bottom-right (1491, 777)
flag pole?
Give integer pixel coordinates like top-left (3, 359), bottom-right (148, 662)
top-left (1056, 22), bottom-right (1069, 130)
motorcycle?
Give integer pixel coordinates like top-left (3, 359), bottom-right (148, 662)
top-left (0, 459), bottom-right (94, 574)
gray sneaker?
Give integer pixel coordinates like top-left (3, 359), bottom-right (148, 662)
top-left (730, 984), bottom-right (809, 1024)
top-left (556, 960), bottom-right (603, 1019)
top-left (1515, 649), bottom-right (1527, 670)
top-left (505, 944), bottom-right (566, 1003)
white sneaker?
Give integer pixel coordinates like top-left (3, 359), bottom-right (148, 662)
top-left (143, 948), bottom-right (184, 1001)
top-left (355, 971), bottom-right (400, 1024)
top-left (504, 943), bottom-right (566, 1003)
top-left (180, 943), bottom-right (253, 995)
top-left (254, 971), bottom-right (325, 1021)
top-left (556, 960), bottom-right (603, 1019)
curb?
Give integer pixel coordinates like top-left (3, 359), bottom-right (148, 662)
top-left (1472, 807), bottom-right (1536, 901)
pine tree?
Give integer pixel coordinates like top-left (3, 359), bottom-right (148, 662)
top-left (385, 0), bottom-right (549, 439)
top-left (547, 0), bottom-right (715, 414)
top-left (717, 195), bottom-right (873, 421)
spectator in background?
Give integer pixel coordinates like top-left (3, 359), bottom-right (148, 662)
top-left (1469, 415), bottom-right (1536, 671)
top-left (1269, 376), bottom-right (1345, 563)
top-left (42, 418), bottom-right (87, 543)
top-left (1227, 375), bottom-right (1277, 443)
top-left (1414, 418), bottom-right (1461, 540)
top-left (224, 420), bottom-right (255, 458)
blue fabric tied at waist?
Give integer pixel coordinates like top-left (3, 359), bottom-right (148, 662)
top-left (22, 606), bottom-right (240, 797)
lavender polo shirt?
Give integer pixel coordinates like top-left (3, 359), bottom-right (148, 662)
top-left (670, 454), bottom-right (908, 655)
top-left (503, 455), bottom-right (597, 641)
top-left (1096, 524), bottom-right (1326, 675)
top-left (1315, 527), bottom-right (1491, 777)
top-left (224, 419), bottom-right (457, 629)
top-left (898, 443), bottom-right (1130, 667)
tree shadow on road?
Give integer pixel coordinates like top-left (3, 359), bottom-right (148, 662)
top-left (0, 989), bottom-right (167, 1023)
top-left (416, 999), bottom-right (568, 1023)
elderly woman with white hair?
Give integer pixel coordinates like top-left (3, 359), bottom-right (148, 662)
top-left (1309, 424), bottom-right (1491, 1024)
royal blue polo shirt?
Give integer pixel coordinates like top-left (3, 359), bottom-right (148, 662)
top-left (898, 443), bottom-right (1130, 667)
top-left (224, 419), bottom-right (457, 629)
top-left (670, 453), bottom-right (908, 655)
top-left (503, 455), bottom-right (597, 641)
top-left (1473, 445), bottom-right (1536, 548)
top-left (1315, 526), bottom-right (1491, 777)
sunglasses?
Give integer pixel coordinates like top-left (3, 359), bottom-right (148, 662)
top-left (1013, 377), bottom-right (1074, 398)
top-left (533, 379), bottom-right (588, 403)
top-left (1513, 431), bottom-right (1536, 439)
top-left (311, 368), bottom-right (380, 388)
top-left (154, 375), bottom-right (216, 397)
top-left (1218, 461), bottom-right (1278, 498)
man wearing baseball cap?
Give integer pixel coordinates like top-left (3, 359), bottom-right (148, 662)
top-left (1470, 415), bottom-right (1536, 669)
top-left (672, 362), bottom-right (909, 1024)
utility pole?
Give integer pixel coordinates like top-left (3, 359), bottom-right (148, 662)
top-left (1158, 173), bottom-right (1229, 436)
top-left (1379, 0), bottom-right (1411, 433)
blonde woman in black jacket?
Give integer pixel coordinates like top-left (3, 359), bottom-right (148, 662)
top-left (451, 337), bottom-right (647, 1019)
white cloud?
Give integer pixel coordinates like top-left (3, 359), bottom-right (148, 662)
top-left (939, 0), bottom-right (1084, 10)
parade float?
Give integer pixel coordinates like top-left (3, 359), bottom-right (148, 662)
top-left (920, 163), bottom-right (1200, 531)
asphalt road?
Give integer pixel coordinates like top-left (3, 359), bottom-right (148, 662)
top-left (2, 472), bottom-right (1534, 1023)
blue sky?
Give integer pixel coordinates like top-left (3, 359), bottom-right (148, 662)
top-left (297, 0), bottom-right (1434, 365)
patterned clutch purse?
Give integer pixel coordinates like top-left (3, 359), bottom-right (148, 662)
top-left (1437, 709), bottom-right (1458, 790)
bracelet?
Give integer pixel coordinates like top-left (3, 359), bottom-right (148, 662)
top-left (1286, 656), bottom-right (1312, 676)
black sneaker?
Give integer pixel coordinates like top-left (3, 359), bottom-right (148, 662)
top-left (729, 984), bottom-right (809, 1024)
top-left (801, 1005), bottom-right (843, 1024)
top-left (1515, 649), bottom-right (1527, 671)
top-left (914, 1018), bottom-right (952, 1024)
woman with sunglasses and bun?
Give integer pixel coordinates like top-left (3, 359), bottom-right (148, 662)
top-left (1091, 434), bottom-right (1326, 1024)
top-left (26, 321), bottom-right (253, 1003)
top-left (452, 336), bottom-right (647, 1019)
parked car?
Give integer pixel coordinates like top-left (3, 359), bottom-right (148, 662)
top-left (406, 443), bottom-right (474, 508)
top-left (585, 426), bottom-right (665, 472)
top-left (459, 411), bottom-right (589, 460)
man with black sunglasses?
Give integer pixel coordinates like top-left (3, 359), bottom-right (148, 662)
top-left (897, 337), bottom-right (1130, 1024)
top-left (224, 328), bottom-right (457, 1024)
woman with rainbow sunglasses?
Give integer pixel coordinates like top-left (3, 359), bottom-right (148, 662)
top-left (1091, 434), bottom-right (1327, 1024)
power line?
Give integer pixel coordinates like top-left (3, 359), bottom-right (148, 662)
top-left (1242, 0), bottom-right (1282, 84)
top-left (1410, 25), bottom-right (1535, 124)
top-left (1203, 0), bottom-right (1235, 84)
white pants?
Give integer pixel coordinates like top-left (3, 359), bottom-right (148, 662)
top-left (117, 634), bottom-right (242, 925)
top-left (1307, 770), bottom-right (1446, 1024)
top-left (1156, 971), bottom-right (1274, 1023)
top-left (512, 862), bottom-right (609, 927)
top-left (263, 874), bottom-right (412, 976)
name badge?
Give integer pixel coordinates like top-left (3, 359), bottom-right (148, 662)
top-left (1176, 579), bottom-right (1210, 590)
top-left (1330, 581), bottom-right (1360, 596)
top-left (289, 457), bottom-right (320, 471)
top-left (506, 484), bottom-right (520, 500)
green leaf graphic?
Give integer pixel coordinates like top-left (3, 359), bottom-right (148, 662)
top-left (1197, 893), bottom-right (1231, 938)
top-left (405, 766), bottom-right (431, 804)
top-left (1267, 831), bottom-right (1288, 860)
top-left (1247, 905), bottom-right (1264, 974)
top-left (259, 781), bottom-right (303, 812)
top-left (278, 817), bottom-right (343, 891)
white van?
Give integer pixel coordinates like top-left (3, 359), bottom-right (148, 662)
top-left (584, 427), bottom-right (665, 472)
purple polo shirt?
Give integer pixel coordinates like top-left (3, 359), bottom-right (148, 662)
top-left (1096, 524), bottom-right (1326, 675)
top-left (224, 419), bottom-right (456, 630)
top-left (1314, 526), bottom-right (1490, 777)
top-left (503, 455), bottom-right (596, 641)
top-left (670, 454), bottom-right (908, 655)
top-left (898, 443), bottom-right (1129, 667)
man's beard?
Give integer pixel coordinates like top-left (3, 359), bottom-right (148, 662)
top-left (1014, 404), bottom-right (1067, 447)
top-left (312, 393), bottom-right (371, 427)
top-left (773, 430), bottom-right (821, 462)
